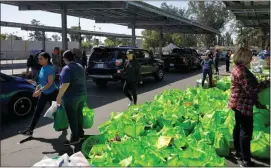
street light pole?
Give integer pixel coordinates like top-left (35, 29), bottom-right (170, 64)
top-left (99, 27), bottom-right (101, 45)
top-left (78, 17), bottom-right (82, 50)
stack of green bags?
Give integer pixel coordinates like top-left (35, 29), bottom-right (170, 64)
top-left (81, 78), bottom-right (269, 166)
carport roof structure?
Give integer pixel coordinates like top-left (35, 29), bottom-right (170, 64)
top-left (224, 1), bottom-right (270, 28)
top-left (3, 1), bottom-right (219, 34)
top-left (0, 21), bottom-right (142, 39)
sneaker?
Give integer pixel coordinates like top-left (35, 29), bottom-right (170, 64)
top-left (234, 152), bottom-right (241, 160)
top-left (240, 161), bottom-right (255, 167)
top-left (64, 139), bottom-right (80, 146)
top-left (128, 99), bottom-right (133, 107)
top-left (19, 128), bottom-right (33, 136)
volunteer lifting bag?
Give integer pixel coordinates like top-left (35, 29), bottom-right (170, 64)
top-left (53, 105), bottom-right (69, 131)
top-left (83, 103), bottom-right (94, 129)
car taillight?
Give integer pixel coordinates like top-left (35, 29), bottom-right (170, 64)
top-left (115, 59), bottom-right (123, 66)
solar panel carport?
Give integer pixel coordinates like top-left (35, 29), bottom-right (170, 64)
top-left (0, 21), bottom-right (143, 50)
top-left (3, 1), bottom-right (219, 52)
top-left (224, 1), bottom-right (270, 48)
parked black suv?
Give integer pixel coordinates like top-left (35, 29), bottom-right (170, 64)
top-left (162, 48), bottom-right (202, 72)
top-left (87, 47), bottom-right (164, 87)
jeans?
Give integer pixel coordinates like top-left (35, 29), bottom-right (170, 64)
top-left (226, 60), bottom-right (230, 72)
top-left (233, 109), bottom-right (253, 162)
top-left (63, 94), bottom-right (87, 140)
top-left (30, 90), bottom-right (58, 130)
top-left (123, 81), bottom-right (137, 104)
top-left (202, 70), bottom-right (212, 87)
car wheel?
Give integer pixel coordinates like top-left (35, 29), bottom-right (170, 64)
top-left (9, 93), bottom-right (34, 117)
top-left (154, 68), bottom-right (164, 81)
top-left (94, 79), bottom-right (108, 87)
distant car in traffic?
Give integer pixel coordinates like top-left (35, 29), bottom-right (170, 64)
top-left (161, 48), bottom-right (202, 72)
top-left (220, 51), bottom-right (227, 61)
top-left (257, 50), bottom-right (267, 59)
top-left (87, 46), bottom-right (164, 87)
top-left (0, 73), bottom-right (37, 118)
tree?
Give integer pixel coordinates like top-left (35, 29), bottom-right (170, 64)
top-left (51, 34), bottom-right (61, 42)
top-left (142, 30), bottom-right (160, 50)
top-left (0, 33), bottom-right (7, 40)
top-left (28, 19), bottom-right (44, 41)
top-left (224, 32), bottom-right (232, 46)
top-left (6, 34), bottom-right (23, 40)
top-left (187, 1), bottom-right (229, 48)
top-left (104, 37), bottom-right (117, 47)
top-left (69, 26), bottom-right (84, 42)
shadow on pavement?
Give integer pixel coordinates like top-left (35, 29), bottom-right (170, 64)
top-left (17, 129), bottom-right (82, 156)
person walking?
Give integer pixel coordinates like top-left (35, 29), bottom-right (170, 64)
top-left (213, 48), bottom-right (220, 75)
top-left (56, 50), bottom-right (87, 145)
top-left (121, 49), bottom-right (141, 106)
top-left (52, 47), bottom-right (61, 76)
top-left (228, 47), bottom-right (269, 167)
top-left (225, 50), bottom-right (232, 73)
top-left (19, 52), bottom-right (58, 136)
top-left (201, 52), bottom-right (213, 88)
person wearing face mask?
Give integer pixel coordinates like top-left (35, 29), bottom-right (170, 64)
top-left (19, 52), bottom-right (58, 136)
top-left (121, 49), bottom-right (141, 106)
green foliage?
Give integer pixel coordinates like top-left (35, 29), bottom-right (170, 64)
top-left (0, 33), bottom-right (8, 40)
top-left (51, 34), bottom-right (61, 42)
top-left (187, 1), bottom-right (229, 48)
top-left (28, 19), bottom-right (45, 41)
top-left (69, 26), bottom-right (84, 42)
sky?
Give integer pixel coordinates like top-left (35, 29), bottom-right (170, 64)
top-left (0, 1), bottom-right (188, 42)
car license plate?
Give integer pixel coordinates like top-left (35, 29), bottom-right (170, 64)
top-left (96, 64), bottom-right (104, 68)
top-left (170, 63), bottom-right (174, 67)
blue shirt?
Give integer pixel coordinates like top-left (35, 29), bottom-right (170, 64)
top-left (202, 59), bottom-right (213, 71)
top-left (60, 62), bottom-right (87, 98)
top-left (39, 64), bottom-right (58, 94)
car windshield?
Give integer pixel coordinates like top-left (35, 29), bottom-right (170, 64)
top-left (90, 48), bottom-right (125, 61)
top-left (172, 48), bottom-right (190, 54)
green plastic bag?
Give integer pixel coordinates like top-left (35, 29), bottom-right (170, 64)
top-left (213, 133), bottom-right (230, 157)
top-left (53, 106), bottom-right (69, 131)
top-left (83, 104), bottom-right (94, 129)
top-left (251, 131), bottom-right (270, 159)
top-left (258, 87), bottom-right (270, 105)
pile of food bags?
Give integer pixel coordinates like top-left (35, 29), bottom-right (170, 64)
top-left (81, 85), bottom-right (270, 166)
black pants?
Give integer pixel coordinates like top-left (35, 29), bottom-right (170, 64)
top-left (202, 70), bottom-right (212, 87)
top-left (63, 94), bottom-right (87, 140)
top-left (123, 81), bottom-right (137, 104)
top-left (226, 60), bottom-right (230, 72)
top-left (233, 109), bottom-right (253, 162)
top-left (30, 90), bottom-right (58, 130)
top-left (214, 61), bottom-right (219, 74)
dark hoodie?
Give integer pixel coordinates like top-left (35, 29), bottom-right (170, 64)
top-left (122, 59), bottom-right (141, 83)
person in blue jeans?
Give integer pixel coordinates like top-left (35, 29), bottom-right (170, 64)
top-left (19, 52), bottom-right (58, 136)
top-left (56, 50), bottom-right (87, 145)
top-left (201, 53), bottom-right (213, 88)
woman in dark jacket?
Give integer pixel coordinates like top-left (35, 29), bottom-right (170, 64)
top-left (121, 49), bottom-right (141, 106)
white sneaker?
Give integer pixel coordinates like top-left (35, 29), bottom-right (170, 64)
top-left (128, 99), bottom-right (133, 107)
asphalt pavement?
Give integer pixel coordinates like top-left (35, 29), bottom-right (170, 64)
top-left (1, 65), bottom-right (270, 167)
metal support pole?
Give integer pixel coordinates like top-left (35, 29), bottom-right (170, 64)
top-left (79, 33), bottom-right (82, 50)
top-left (159, 28), bottom-right (163, 57)
top-left (42, 31), bottom-right (46, 51)
top-left (131, 20), bottom-right (136, 47)
top-left (61, 4), bottom-right (68, 50)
